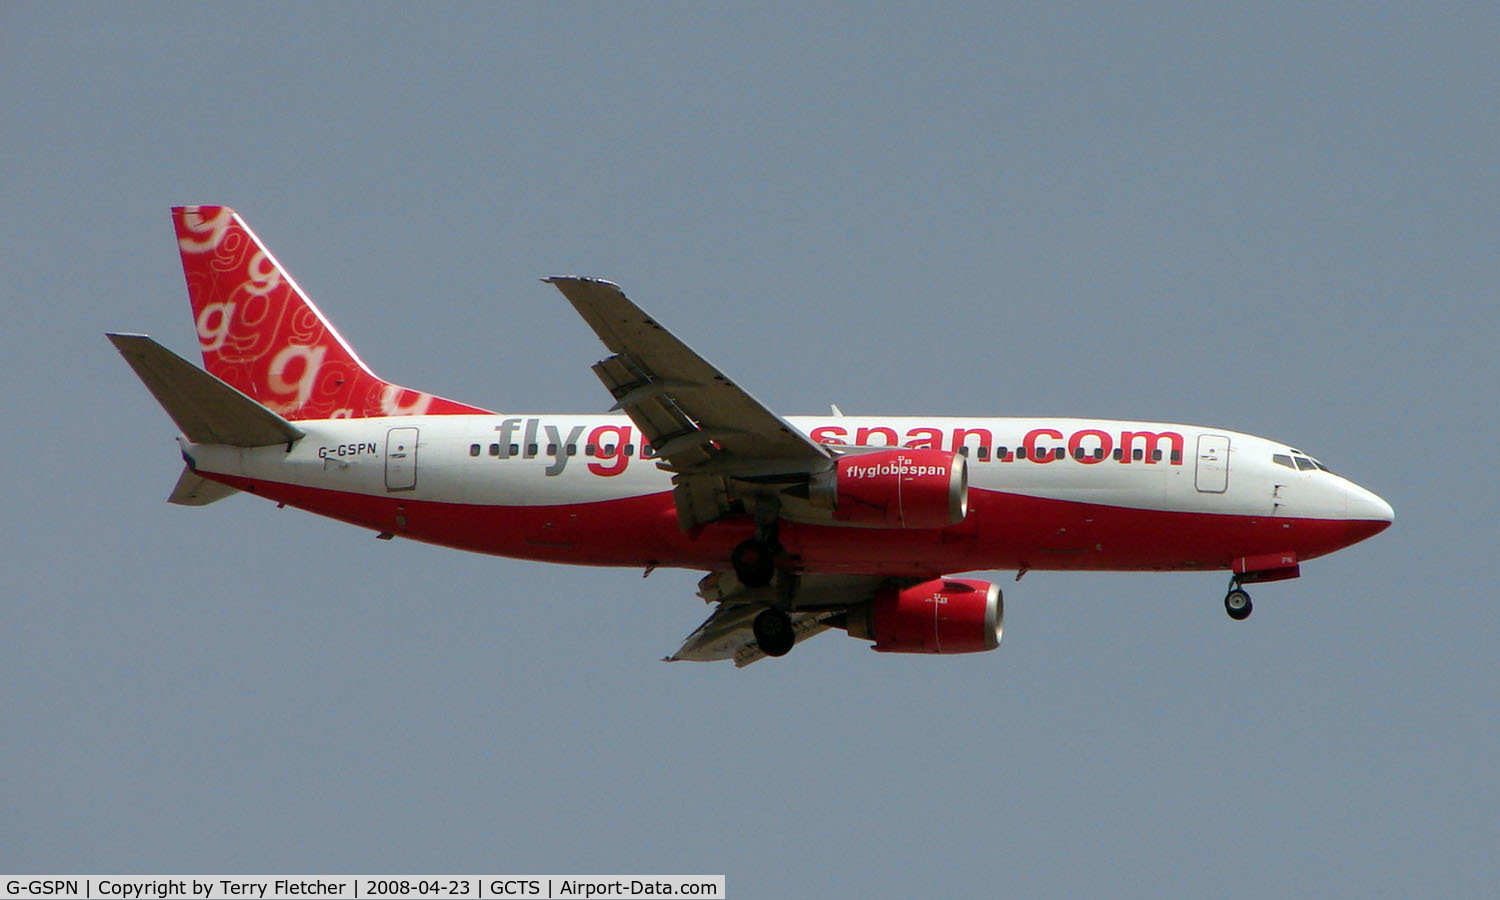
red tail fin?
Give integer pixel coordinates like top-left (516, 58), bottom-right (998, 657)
top-left (172, 206), bottom-right (491, 420)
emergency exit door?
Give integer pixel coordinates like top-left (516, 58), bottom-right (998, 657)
top-left (1195, 433), bottom-right (1230, 493)
top-left (385, 427), bottom-right (419, 491)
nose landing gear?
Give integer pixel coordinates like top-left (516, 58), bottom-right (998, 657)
top-left (1224, 580), bottom-right (1253, 621)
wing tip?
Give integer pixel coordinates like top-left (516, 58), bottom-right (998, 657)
top-left (543, 275), bottom-right (623, 289)
top-left (106, 332), bottom-right (151, 346)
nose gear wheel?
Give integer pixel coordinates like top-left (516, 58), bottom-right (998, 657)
top-left (1224, 586), bottom-right (1252, 621)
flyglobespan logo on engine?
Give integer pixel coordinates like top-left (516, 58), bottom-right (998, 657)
top-left (845, 456), bottom-right (948, 479)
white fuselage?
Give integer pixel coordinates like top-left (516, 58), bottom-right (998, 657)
top-left (186, 414), bottom-right (1392, 576)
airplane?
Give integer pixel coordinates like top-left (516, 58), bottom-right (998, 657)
top-left (110, 206), bottom-right (1395, 666)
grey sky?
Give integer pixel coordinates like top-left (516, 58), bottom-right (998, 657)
top-left (3, 3), bottom-right (1496, 896)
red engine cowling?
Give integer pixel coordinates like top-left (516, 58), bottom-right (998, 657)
top-left (843, 578), bottom-right (1003, 654)
top-left (812, 448), bottom-right (968, 529)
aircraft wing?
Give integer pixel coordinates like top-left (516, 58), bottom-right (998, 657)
top-left (669, 603), bottom-right (837, 667)
top-left (548, 277), bottom-right (833, 528)
top-left (667, 572), bottom-right (895, 666)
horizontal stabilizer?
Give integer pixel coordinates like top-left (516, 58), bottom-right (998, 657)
top-left (107, 333), bottom-right (305, 447)
top-left (167, 465), bottom-right (239, 505)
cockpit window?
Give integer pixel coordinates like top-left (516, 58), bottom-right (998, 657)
top-left (1280, 447), bottom-right (1333, 473)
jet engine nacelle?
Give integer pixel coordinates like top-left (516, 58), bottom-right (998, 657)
top-left (843, 578), bottom-right (1003, 653)
top-left (810, 448), bottom-right (968, 529)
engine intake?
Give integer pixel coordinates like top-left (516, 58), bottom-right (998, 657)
top-left (810, 448), bottom-right (968, 529)
top-left (842, 578), bottom-right (1003, 654)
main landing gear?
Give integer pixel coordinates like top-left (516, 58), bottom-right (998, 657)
top-left (732, 493), bottom-right (791, 589)
top-left (731, 538), bottom-right (778, 588)
top-left (738, 501), bottom-right (796, 657)
top-left (737, 534), bottom-right (796, 656)
top-left (753, 608), bottom-right (796, 657)
top-left (731, 494), bottom-right (785, 589)
top-left (1224, 579), bottom-right (1253, 621)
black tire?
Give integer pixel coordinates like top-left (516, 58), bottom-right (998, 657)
top-left (753, 608), bottom-right (796, 657)
top-left (1225, 589), bottom-right (1253, 621)
top-left (732, 538), bottom-right (777, 588)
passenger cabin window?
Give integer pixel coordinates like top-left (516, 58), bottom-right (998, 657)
top-left (1133, 449), bottom-right (1144, 461)
top-left (585, 444), bottom-right (596, 456)
top-left (1170, 450), bottom-right (1182, 464)
top-left (526, 443), bottom-right (538, 456)
top-left (488, 443), bottom-right (500, 457)
top-left (1272, 453), bottom-right (1295, 469)
top-left (1152, 450), bottom-right (1163, 462)
top-left (1113, 448), bottom-right (1123, 461)
top-left (509, 444), bottom-right (519, 456)
top-left (470, 444), bottom-right (481, 457)
top-left (566, 444), bottom-right (577, 456)
top-left (1054, 448), bottom-right (1065, 461)
top-left (978, 446), bottom-right (990, 461)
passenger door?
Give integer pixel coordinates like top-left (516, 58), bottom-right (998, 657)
top-left (1195, 433), bottom-right (1230, 493)
top-left (385, 427), bottom-right (419, 491)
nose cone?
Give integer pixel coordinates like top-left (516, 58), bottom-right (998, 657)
top-left (1344, 481), bottom-right (1394, 543)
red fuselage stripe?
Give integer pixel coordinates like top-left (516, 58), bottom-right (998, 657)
top-left (208, 474), bottom-right (1390, 576)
